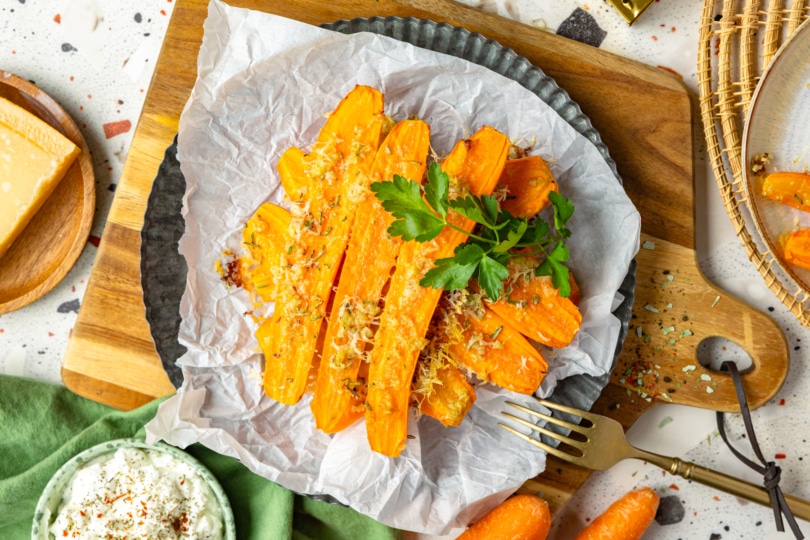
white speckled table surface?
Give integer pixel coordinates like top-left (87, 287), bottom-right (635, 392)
top-left (1, 1), bottom-right (808, 538)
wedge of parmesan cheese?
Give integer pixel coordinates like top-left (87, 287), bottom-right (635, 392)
top-left (0, 96), bottom-right (80, 259)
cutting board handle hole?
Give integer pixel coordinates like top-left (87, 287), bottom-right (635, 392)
top-left (696, 336), bottom-right (754, 373)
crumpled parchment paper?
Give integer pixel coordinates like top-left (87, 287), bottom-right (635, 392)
top-left (145, 0), bottom-right (641, 535)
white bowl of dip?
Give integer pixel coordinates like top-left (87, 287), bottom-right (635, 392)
top-left (31, 438), bottom-right (236, 540)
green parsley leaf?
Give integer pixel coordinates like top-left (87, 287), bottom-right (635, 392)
top-left (535, 241), bottom-right (571, 297)
top-left (493, 220), bottom-right (527, 253)
top-left (549, 191), bottom-right (574, 239)
top-left (453, 242), bottom-right (486, 266)
top-left (448, 195), bottom-right (489, 227)
top-left (448, 195), bottom-right (506, 229)
top-left (370, 175), bottom-right (431, 219)
top-left (373, 163), bottom-right (576, 300)
top-left (477, 255), bottom-right (510, 299)
top-left (481, 194), bottom-right (500, 226)
top-left (549, 240), bottom-right (570, 263)
top-left (388, 211), bottom-right (445, 242)
top-left (420, 244), bottom-right (484, 291)
top-left (496, 208), bottom-right (516, 223)
top-left (370, 175), bottom-right (444, 241)
top-left (424, 162), bottom-right (449, 218)
top-left (519, 218), bottom-right (550, 246)
top-left (490, 250), bottom-right (510, 267)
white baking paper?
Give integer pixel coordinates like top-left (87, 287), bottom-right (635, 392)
top-left (145, 0), bottom-right (641, 535)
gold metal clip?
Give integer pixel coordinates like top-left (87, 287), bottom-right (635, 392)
top-left (607, 0), bottom-right (656, 25)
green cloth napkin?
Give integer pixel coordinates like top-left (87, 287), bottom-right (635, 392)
top-left (0, 375), bottom-right (401, 540)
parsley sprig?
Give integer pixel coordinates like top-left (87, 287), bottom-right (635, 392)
top-left (370, 162), bottom-right (575, 300)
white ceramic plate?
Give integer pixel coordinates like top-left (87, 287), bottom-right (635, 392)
top-left (743, 17), bottom-right (810, 291)
top-left (31, 438), bottom-right (236, 540)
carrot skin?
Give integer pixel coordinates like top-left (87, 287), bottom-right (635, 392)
top-left (311, 119), bottom-right (430, 433)
top-left (277, 146), bottom-right (311, 197)
top-left (365, 125), bottom-right (510, 457)
top-left (783, 229), bottom-right (810, 270)
top-left (458, 494), bottom-right (552, 540)
top-left (761, 171), bottom-right (810, 211)
top-left (261, 85), bottom-right (384, 405)
top-left (241, 202), bottom-right (291, 302)
top-left (573, 487), bottom-right (660, 540)
top-left (498, 156), bottom-right (558, 218)
top-left (418, 364), bottom-right (476, 427)
top-left (447, 307), bottom-right (547, 395)
top-left (487, 272), bottom-right (581, 349)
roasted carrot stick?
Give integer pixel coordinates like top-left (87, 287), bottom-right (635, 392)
top-left (311, 119), bottom-right (431, 433)
top-left (458, 493), bottom-right (552, 540)
top-left (416, 362), bottom-right (476, 427)
top-left (413, 293), bottom-right (477, 426)
top-left (573, 487), bottom-right (659, 540)
top-left (276, 146), bottom-right (311, 199)
top-left (365, 125), bottom-right (510, 457)
top-left (783, 228), bottom-right (810, 270)
top-left (497, 156), bottom-right (558, 218)
top-left (259, 85), bottom-right (384, 405)
top-left (486, 257), bottom-right (582, 349)
top-left (447, 306), bottom-right (547, 395)
top-left (241, 203), bottom-right (291, 302)
top-left (761, 171), bottom-right (810, 211)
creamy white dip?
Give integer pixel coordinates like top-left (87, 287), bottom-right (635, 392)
top-left (48, 447), bottom-right (224, 539)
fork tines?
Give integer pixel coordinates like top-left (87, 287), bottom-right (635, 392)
top-left (499, 398), bottom-right (590, 464)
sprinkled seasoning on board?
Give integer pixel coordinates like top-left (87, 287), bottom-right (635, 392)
top-left (614, 262), bottom-right (729, 402)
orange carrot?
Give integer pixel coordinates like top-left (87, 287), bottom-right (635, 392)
top-left (573, 487), bottom-right (659, 540)
top-left (260, 85), bottom-right (384, 405)
top-left (365, 125), bottom-right (510, 457)
top-left (498, 156), bottom-right (558, 218)
top-left (783, 229), bottom-right (810, 270)
top-left (761, 171), bottom-right (810, 211)
top-left (486, 257), bottom-right (582, 349)
top-left (241, 202), bottom-right (291, 302)
top-left (311, 119), bottom-right (430, 433)
top-left (458, 494), bottom-right (552, 540)
top-left (276, 146), bottom-right (311, 198)
top-left (416, 363), bottom-right (476, 427)
top-left (446, 306), bottom-right (547, 395)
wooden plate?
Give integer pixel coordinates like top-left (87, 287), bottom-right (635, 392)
top-left (742, 18), bottom-right (810, 294)
top-left (0, 71), bottom-right (95, 314)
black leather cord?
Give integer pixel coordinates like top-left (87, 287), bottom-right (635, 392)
top-left (716, 361), bottom-right (804, 539)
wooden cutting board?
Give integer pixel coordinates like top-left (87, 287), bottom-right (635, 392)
top-left (61, 0), bottom-right (790, 515)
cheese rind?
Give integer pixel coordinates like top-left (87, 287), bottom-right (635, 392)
top-left (0, 97), bottom-right (80, 259)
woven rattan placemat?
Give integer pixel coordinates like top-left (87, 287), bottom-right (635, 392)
top-left (698, 0), bottom-right (810, 325)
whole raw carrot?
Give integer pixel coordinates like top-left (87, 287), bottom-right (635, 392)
top-left (458, 494), bottom-right (551, 540)
top-left (574, 487), bottom-right (659, 540)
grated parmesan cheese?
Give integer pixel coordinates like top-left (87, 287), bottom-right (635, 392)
top-left (329, 296), bottom-right (381, 370)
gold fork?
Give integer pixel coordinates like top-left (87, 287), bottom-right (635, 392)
top-left (500, 398), bottom-right (810, 520)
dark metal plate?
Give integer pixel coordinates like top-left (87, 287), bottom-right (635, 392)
top-left (141, 16), bottom-right (636, 423)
